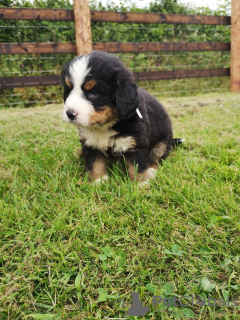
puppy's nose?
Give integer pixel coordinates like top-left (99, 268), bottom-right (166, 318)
top-left (66, 109), bottom-right (76, 120)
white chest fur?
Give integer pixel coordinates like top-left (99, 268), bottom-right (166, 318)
top-left (79, 126), bottom-right (136, 154)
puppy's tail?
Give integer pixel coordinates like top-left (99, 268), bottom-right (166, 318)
top-left (172, 138), bottom-right (185, 148)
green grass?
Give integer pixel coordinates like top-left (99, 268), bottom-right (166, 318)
top-left (0, 92), bottom-right (240, 319)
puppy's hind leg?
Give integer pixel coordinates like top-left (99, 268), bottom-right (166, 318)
top-left (150, 141), bottom-right (169, 164)
top-left (125, 147), bottom-right (157, 186)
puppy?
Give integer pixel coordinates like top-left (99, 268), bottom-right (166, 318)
top-left (62, 50), bottom-right (182, 184)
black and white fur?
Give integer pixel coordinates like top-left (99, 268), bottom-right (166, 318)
top-left (62, 51), bottom-right (183, 184)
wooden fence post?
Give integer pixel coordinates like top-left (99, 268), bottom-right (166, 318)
top-left (73, 0), bottom-right (92, 55)
top-left (230, 0), bottom-right (240, 92)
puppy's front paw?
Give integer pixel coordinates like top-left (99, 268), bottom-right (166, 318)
top-left (94, 175), bottom-right (109, 184)
top-left (147, 167), bottom-right (157, 180)
top-left (138, 180), bottom-right (150, 188)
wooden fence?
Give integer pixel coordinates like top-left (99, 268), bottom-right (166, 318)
top-left (0, 0), bottom-right (239, 92)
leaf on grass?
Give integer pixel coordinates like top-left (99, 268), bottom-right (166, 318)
top-left (97, 288), bottom-right (108, 302)
top-left (60, 272), bottom-right (72, 285)
top-left (173, 245), bottom-right (184, 255)
top-left (220, 258), bottom-right (231, 268)
top-left (182, 308), bottom-right (195, 318)
top-left (210, 215), bottom-right (218, 224)
top-left (164, 249), bottom-right (173, 255)
top-left (171, 244), bottom-right (181, 254)
top-left (98, 254), bottom-right (107, 261)
top-left (231, 284), bottom-right (239, 290)
top-left (199, 292), bottom-right (207, 300)
top-left (164, 244), bottom-right (185, 256)
top-left (101, 246), bottom-right (113, 257)
top-left (102, 261), bottom-right (108, 271)
top-left (200, 246), bottom-right (212, 253)
top-left (175, 309), bottom-right (184, 319)
top-left (162, 283), bottom-right (173, 295)
top-left (209, 215), bottom-right (232, 227)
top-left (119, 256), bottom-right (126, 268)
top-left (201, 277), bottom-right (215, 293)
top-left (75, 272), bottom-right (81, 288)
top-left (146, 283), bottom-right (155, 293)
top-left (117, 250), bottom-right (127, 267)
top-left (222, 289), bottom-right (229, 302)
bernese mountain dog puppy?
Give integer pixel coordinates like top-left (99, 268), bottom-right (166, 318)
top-left (62, 50), bottom-right (182, 184)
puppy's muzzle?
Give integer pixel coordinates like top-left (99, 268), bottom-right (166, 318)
top-left (66, 109), bottom-right (76, 120)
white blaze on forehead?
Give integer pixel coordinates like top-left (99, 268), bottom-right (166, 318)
top-left (69, 55), bottom-right (91, 87)
top-left (63, 55), bottom-right (95, 127)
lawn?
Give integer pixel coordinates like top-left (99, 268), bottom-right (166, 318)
top-left (0, 92), bottom-right (240, 319)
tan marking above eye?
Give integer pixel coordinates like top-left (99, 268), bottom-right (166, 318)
top-left (65, 76), bottom-right (72, 88)
top-left (83, 79), bottom-right (97, 91)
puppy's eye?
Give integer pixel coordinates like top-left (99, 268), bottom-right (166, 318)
top-left (89, 89), bottom-right (99, 96)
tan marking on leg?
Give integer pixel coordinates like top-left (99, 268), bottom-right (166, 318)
top-left (150, 142), bottom-right (167, 164)
top-left (89, 107), bottom-right (117, 125)
top-left (65, 76), bottom-right (72, 88)
top-left (126, 158), bottom-right (137, 181)
top-left (126, 159), bottom-right (158, 184)
top-left (125, 159), bottom-right (147, 182)
top-left (88, 156), bottom-right (107, 182)
top-left (83, 79), bottom-right (97, 91)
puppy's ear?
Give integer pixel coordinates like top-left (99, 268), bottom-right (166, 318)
top-left (115, 79), bottom-right (140, 120)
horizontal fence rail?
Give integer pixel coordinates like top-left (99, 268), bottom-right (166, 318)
top-left (0, 43), bottom-right (76, 55)
top-left (0, 68), bottom-right (230, 89)
top-left (133, 68), bottom-right (230, 81)
top-left (0, 8), bottom-right (74, 21)
top-left (90, 12), bottom-right (230, 25)
top-left (0, 8), bottom-right (231, 25)
top-left (0, 75), bottom-right (62, 88)
top-left (93, 42), bottom-right (230, 53)
top-left (0, 42), bottom-right (230, 55)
